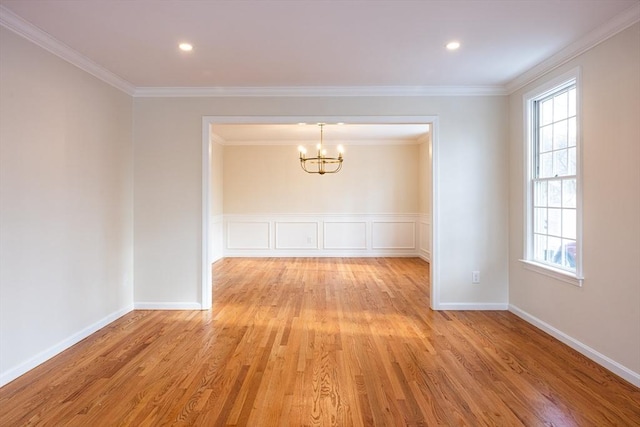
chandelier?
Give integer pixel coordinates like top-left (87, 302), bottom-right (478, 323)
top-left (297, 123), bottom-right (344, 175)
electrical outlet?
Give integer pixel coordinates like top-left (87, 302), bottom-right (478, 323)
top-left (472, 271), bottom-right (480, 284)
top-left (307, 236), bottom-right (313, 244)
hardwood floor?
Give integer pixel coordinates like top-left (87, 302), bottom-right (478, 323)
top-left (1, 258), bottom-right (638, 426)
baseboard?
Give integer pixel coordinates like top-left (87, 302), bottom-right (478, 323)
top-left (223, 250), bottom-right (421, 258)
top-left (0, 305), bottom-right (134, 387)
top-left (134, 302), bottom-right (202, 310)
top-left (419, 249), bottom-right (431, 262)
top-left (509, 304), bottom-right (640, 388)
top-left (437, 302), bottom-right (509, 311)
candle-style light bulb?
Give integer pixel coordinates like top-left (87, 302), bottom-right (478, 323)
top-left (337, 145), bottom-right (344, 154)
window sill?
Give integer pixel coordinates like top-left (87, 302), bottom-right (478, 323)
top-left (519, 259), bottom-right (584, 287)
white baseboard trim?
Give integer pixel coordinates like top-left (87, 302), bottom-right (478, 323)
top-left (437, 302), bottom-right (509, 311)
top-left (509, 304), bottom-right (640, 388)
top-left (223, 250), bottom-right (420, 258)
top-left (0, 305), bottom-right (134, 387)
top-left (134, 302), bottom-right (202, 310)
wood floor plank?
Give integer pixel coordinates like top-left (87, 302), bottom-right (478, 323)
top-left (1, 257), bottom-right (639, 426)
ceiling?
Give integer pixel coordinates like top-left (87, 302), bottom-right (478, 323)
top-left (212, 123), bottom-right (430, 144)
top-left (1, 1), bottom-right (637, 142)
top-left (1, 0), bottom-right (638, 93)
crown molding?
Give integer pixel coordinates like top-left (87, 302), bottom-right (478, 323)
top-left (0, 5), bottom-right (136, 95)
top-left (133, 85), bottom-right (508, 98)
top-left (4, 1), bottom-right (636, 99)
top-left (506, 3), bottom-right (640, 94)
top-left (0, 11), bottom-right (504, 99)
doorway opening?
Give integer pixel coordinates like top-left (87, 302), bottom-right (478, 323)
top-left (201, 116), bottom-right (440, 310)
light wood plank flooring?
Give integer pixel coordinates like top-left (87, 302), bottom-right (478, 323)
top-left (1, 258), bottom-right (639, 426)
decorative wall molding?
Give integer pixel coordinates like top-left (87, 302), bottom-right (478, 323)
top-left (0, 305), bottom-right (133, 387)
top-left (509, 304), bottom-right (640, 388)
top-left (226, 221), bottom-right (270, 249)
top-left (134, 85), bottom-right (508, 98)
top-left (323, 221), bottom-right (367, 250)
top-left (210, 214), bottom-right (224, 263)
top-left (275, 222), bottom-right (319, 250)
top-left (222, 213), bottom-right (425, 258)
top-left (419, 218), bottom-right (431, 262)
top-left (0, 6), bottom-right (135, 95)
top-left (372, 221), bottom-right (416, 249)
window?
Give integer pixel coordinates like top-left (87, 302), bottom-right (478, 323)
top-left (523, 69), bottom-right (583, 285)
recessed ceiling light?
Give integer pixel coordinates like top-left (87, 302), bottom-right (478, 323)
top-left (446, 41), bottom-right (461, 51)
top-left (179, 43), bottom-right (193, 52)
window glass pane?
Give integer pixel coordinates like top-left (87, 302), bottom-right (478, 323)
top-left (548, 180), bottom-right (562, 207)
top-left (553, 120), bottom-right (568, 150)
top-left (553, 91), bottom-right (568, 121)
top-left (540, 152), bottom-right (553, 178)
top-left (560, 239), bottom-right (576, 271)
top-left (568, 88), bottom-right (576, 117)
top-left (548, 236), bottom-right (562, 262)
top-left (534, 234), bottom-right (549, 262)
top-left (568, 147), bottom-right (577, 175)
top-left (541, 99), bottom-right (553, 126)
top-left (568, 117), bottom-right (576, 147)
top-left (553, 149), bottom-right (568, 177)
top-left (562, 179), bottom-right (576, 208)
top-left (562, 209), bottom-right (576, 239)
top-left (548, 208), bottom-right (562, 236)
top-left (540, 125), bottom-right (553, 152)
top-left (534, 181), bottom-right (548, 207)
top-left (534, 208), bottom-right (547, 233)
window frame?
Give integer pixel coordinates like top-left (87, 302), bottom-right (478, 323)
top-left (522, 67), bottom-right (584, 286)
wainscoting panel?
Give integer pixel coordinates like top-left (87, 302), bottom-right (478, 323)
top-left (372, 221), bottom-right (416, 249)
top-left (275, 222), bottom-right (319, 249)
top-left (211, 215), bottom-right (224, 263)
top-left (323, 221), bottom-right (367, 250)
top-left (226, 221), bottom-right (270, 249)
top-left (223, 214), bottom-right (422, 257)
top-left (419, 218), bottom-right (431, 261)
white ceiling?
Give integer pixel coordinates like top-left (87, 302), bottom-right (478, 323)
top-left (212, 123), bottom-right (430, 144)
top-left (1, 0), bottom-right (638, 92)
top-left (1, 1), bottom-right (637, 142)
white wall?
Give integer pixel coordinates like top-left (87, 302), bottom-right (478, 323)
top-left (508, 23), bottom-right (640, 383)
top-left (0, 27), bottom-right (133, 385)
top-left (221, 142), bottom-right (424, 257)
top-left (223, 143), bottom-right (420, 214)
top-left (133, 96), bottom-right (509, 309)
